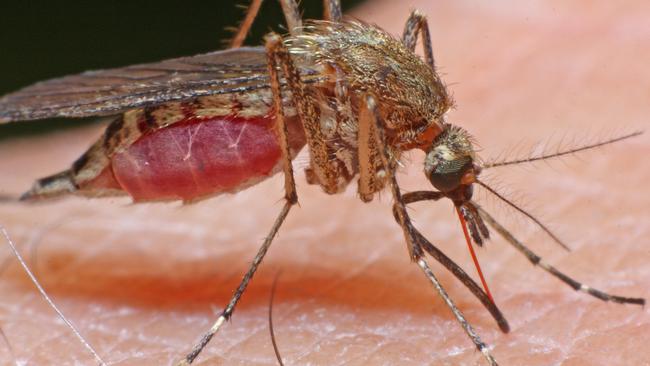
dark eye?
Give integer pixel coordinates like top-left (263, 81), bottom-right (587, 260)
top-left (426, 155), bottom-right (472, 192)
top-left (424, 124), bottom-right (476, 193)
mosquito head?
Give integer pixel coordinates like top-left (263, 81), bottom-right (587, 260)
top-left (424, 124), bottom-right (481, 204)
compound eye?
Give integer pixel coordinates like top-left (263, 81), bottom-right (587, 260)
top-left (424, 124), bottom-right (477, 193)
top-left (426, 153), bottom-right (472, 192)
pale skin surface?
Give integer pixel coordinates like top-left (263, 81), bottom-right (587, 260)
top-left (0, 0), bottom-right (649, 365)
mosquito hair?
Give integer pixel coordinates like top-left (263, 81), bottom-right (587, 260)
top-left (482, 130), bottom-right (643, 169)
top-left (268, 272), bottom-right (285, 366)
top-left (474, 175), bottom-right (530, 224)
top-left (0, 226), bottom-right (107, 366)
top-left (475, 179), bottom-right (571, 252)
top-left (482, 134), bottom-right (529, 171)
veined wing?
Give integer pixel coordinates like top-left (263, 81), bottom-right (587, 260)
top-left (0, 47), bottom-right (320, 123)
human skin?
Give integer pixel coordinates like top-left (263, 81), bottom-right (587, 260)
top-left (0, 0), bottom-right (649, 365)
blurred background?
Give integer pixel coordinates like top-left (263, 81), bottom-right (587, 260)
top-left (0, 0), bottom-right (365, 140)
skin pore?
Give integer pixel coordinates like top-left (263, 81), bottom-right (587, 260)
top-left (0, 0), bottom-right (648, 365)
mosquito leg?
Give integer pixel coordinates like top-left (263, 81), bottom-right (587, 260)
top-left (357, 95), bottom-right (420, 257)
top-left (475, 203), bottom-right (645, 306)
top-left (234, 2), bottom-right (348, 194)
top-left (281, 0), bottom-right (343, 26)
top-left (324, 0), bottom-right (343, 22)
top-left (177, 203), bottom-right (293, 366)
top-left (397, 192), bottom-right (509, 331)
top-left (229, 0), bottom-right (301, 48)
top-left (175, 31), bottom-right (304, 366)
top-left (416, 259), bottom-right (497, 365)
top-left (401, 190), bottom-right (445, 204)
top-left (356, 92), bottom-right (386, 202)
top-left (278, 0), bottom-right (303, 34)
top-left (266, 33), bottom-right (345, 194)
top-left (229, 0), bottom-right (342, 48)
top-left (229, 0), bottom-right (265, 48)
top-left (358, 96), bottom-right (498, 365)
top-left (413, 223), bottom-right (510, 333)
top-left (401, 10), bottom-right (435, 70)
top-left (413, 223), bottom-right (510, 332)
top-left (393, 192), bottom-right (510, 333)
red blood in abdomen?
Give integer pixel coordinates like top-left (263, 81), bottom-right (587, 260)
top-left (111, 115), bottom-right (282, 201)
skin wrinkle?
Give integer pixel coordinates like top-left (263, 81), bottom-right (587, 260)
top-left (556, 304), bottom-right (585, 362)
top-left (291, 330), bottom-right (335, 365)
top-left (218, 322), bottom-right (267, 361)
top-left (521, 302), bottom-right (581, 353)
top-left (307, 247), bottom-right (384, 301)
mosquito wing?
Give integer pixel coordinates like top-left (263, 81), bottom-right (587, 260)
top-left (0, 47), bottom-right (320, 123)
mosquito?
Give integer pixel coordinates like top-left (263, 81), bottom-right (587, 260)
top-left (0, 0), bottom-right (644, 365)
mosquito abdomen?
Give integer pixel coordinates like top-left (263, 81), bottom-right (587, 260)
top-left (113, 114), bottom-right (285, 201)
top-left (21, 96), bottom-right (306, 203)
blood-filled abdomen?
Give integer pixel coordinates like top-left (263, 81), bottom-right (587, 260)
top-left (111, 114), bottom-right (286, 202)
top-left (20, 94), bottom-right (305, 202)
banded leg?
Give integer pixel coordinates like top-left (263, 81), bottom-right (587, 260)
top-left (229, 0), bottom-right (343, 48)
top-left (404, 192), bottom-right (645, 306)
top-left (175, 31), bottom-right (303, 366)
top-left (357, 95), bottom-right (498, 366)
top-left (396, 192), bottom-right (510, 333)
top-left (401, 10), bottom-right (435, 70)
top-left (476, 204), bottom-right (645, 306)
top-left (356, 91), bottom-right (386, 202)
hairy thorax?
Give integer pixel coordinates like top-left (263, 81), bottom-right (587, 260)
top-left (289, 21), bottom-right (452, 193)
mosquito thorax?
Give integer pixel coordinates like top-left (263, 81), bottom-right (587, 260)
top-left (424, 125), bottom-right (479, 203)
